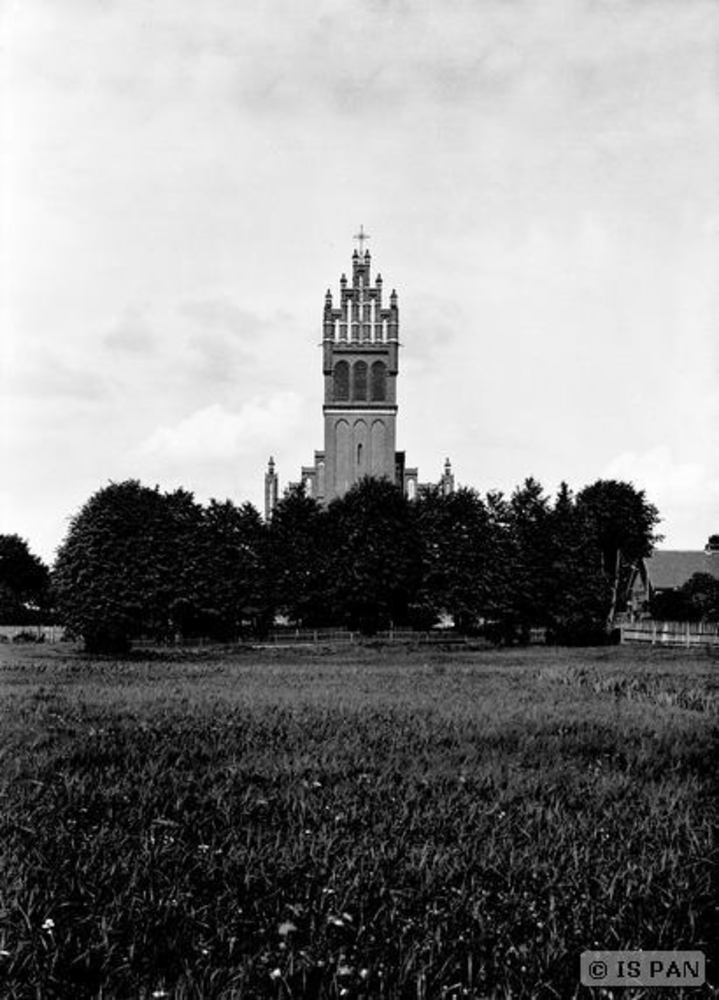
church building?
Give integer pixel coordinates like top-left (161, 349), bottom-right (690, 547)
top-left (265, 233), bottom-right (454, 517)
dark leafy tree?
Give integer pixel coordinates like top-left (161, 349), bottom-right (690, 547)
top-left (682, 573), bottom-right (719, 621)
top-left (0, 534), bottom-right (51, 624)
top-left (481, 490), bottom-right (518, 637)
top-left (195, 500), bottom-right (268, 639)
top-left (267, 485), bottom-right (328, 627)
top-left (652, 573), bottom-right (719, 623)
top-left (411, 486), bottom-right (494, 632)
top-left (576, 479), bottom-right (661, 629)
top-left (53, 481), bottom-right (203, 652)
top-left (326, 477), bottom-right (421, 633)
top-left (544, 483), bottom-right (612, 643)
top-left (507, 477), bottom-right (554, 638)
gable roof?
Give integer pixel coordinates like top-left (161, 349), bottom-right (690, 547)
top-left (643, 550), bottom-right (719, 590)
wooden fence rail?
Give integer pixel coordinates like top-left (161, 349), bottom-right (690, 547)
top-left (620, 620), bottom-right (719, 648)
top-left (259, 628), bottom-right (468, 647)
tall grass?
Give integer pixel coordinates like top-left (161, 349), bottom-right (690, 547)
top-left (0, 645), bottom-right (716, 998)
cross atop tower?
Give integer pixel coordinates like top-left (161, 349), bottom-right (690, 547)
top-left (353, 225), bottom-right (370, 255)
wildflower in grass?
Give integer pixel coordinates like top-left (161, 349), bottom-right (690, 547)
top-left (41, 918), bottom-right (55, 932)
top-left (338, 963), bottom-right (353, 976)
top-left (359, 968), bottom-right (369, 980)
top-left (198, 843), bottom-right (210, 853)
top-left (0, 949), bottom-right (11, 959)
top-left (328, 915), bottom-right (345, 927)
top-left (269, 967), bottom-right (282, 980)
top-left (151, 991), bottom-right (169, 999)
top-left (278, 921), bottom-right (297, 936)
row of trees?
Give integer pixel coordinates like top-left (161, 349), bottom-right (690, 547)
top-left (47, 476), bottom-right (663, 651)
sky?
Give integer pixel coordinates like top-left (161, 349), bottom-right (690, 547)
top-left (2, 0), bottom-right (718, 564)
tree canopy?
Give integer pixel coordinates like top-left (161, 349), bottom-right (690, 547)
top-left (0, 534), bottom-right (51, 624)
top-left (576, 479), bottom-right (661, 628)
top-left (325, 477), bottom-right (421, 633)
top-left (53, 481), bottom-right (266, 651)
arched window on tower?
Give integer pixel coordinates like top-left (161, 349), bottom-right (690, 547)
top-left (370, 361), bottom-right (387, 402)
top-left (353, 361), bottom-right (368, 401)
top-left (334, 361), bottom-right (350, 401)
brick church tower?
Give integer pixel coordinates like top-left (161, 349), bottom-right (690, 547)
top-left (320, 242), bottom-right (403, 501)
top-left (265, 232), bottom-right (454, 518)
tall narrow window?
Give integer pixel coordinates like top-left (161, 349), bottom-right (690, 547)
top-left (353, 361), bottom-right (368, 401)
top-left (357, 443), bottom-right (363, 467)
top-left (370, 361), bottom-right (387, 401)
top-left (334, 361), bottom-right (350, 401)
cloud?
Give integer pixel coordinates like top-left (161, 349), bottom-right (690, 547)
top-left (180, 298), bottom-right (270, 337)
top-left (138, 392), bottom-right (304, 463)
top-left (180, 299), bottom-right (280, 385)
top-left (105, 306), bottom-right (157, 354)
top-left (7, 353), bottom-right (108, 403)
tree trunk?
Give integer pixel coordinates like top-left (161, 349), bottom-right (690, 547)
top-left (606, 548), bottom-right (622, 633)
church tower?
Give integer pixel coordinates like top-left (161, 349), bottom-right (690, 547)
top-left (321, 236), bottom-right (400, 501)
top-left (265, 231), bottom-right (439, 515)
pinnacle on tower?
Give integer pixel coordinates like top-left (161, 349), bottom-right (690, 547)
top-left (441, 457), bottom-right (455, 496)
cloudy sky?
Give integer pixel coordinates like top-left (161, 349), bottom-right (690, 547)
top-left (2, 0), bottom-right (717, 563)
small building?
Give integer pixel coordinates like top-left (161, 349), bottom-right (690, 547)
top-left (627, 538), bottom-right (719, 618)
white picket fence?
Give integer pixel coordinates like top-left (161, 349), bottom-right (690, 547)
top-left (620, 620), bottom-right (719, 648)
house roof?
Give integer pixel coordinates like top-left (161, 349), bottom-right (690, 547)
top-left (644, 550), bottom-right (719, 590)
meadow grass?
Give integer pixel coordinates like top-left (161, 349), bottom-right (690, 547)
top-left (0, 643), bottom-right (716, 998)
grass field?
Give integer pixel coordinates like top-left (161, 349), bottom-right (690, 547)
top-left (0, 643), bottom-right (716, 998)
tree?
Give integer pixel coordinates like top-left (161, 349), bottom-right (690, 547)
top-left (0, 534), bottom-right (51, 624)
top-left (325, 477), bottom-right (421, 633)
top-left (195, 499), bottom-right (268, 639)
top-left (682, 573), bottom-right (719, 621)
top-left (651, 573), bottom-right (719, 623)
top-left (53, 481), bottom-right (204, 652)
top-left (266, 485), bottom-right (328, 627)
top-left (507, 477), bottom-right (554, 637)
top-left (411, 486), bottom-right (494, 631)
top-left (576, 479), bottom-right (661, 629)
top-left (544, 483), bottom-right (612, 643)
